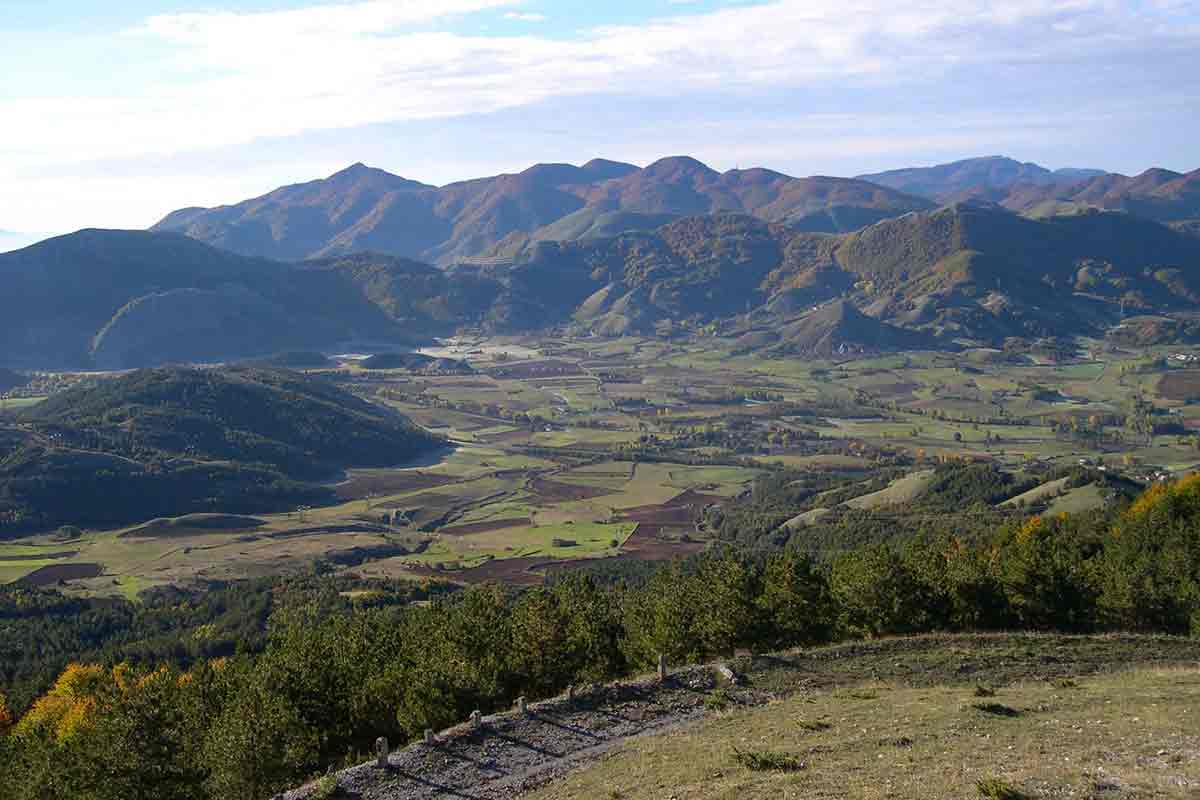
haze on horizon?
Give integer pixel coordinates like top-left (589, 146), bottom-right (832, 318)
top-left (1, 0), bottom-right (1198, 239)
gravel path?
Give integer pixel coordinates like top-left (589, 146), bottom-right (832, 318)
top-left (282, 666), bottom-right (761, 800)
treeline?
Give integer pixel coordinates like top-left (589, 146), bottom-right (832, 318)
top-left (0, 575), bottom-right (451, 716)
top-left (2, 474), bottom-right (1199, 800)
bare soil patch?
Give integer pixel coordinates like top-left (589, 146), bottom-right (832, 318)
top-left (15, 562), bottom-right (104, 586)
top-left (335, 471), bottom-right (457, 501)
top-left (529, 478), bottom-right (615, 503)
top-left (1158, 370), bottom-right (1200, 401)
top-left (1, 551), bottom-right (77, 561)
top-left (617, 490), bottom-right (723, 525)
top-left (439, 518), bottom-right (533, 536)
top-left (615, 524), bottom-right (706, 560)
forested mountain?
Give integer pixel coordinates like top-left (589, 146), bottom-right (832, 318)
top-left (152, 157), bottom-right (933, 265)
top-left (1001, 167), bottom-right (1200, 223)
top-left (860, 157), bottom-right (1200, 225)
top-left (10, 204), bottom-right (1200, 371)
top-left (0, 230), bottom-right (418, 369)
top-left (336, 206), bottom-right (1200, 346)
top-left (0, 367), bottom-right (442, 534)
top-left (858, 156), bottom-right (1106, 201)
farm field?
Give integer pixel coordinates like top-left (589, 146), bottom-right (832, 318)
top-left (5, 334), bottom-right (1200, 598)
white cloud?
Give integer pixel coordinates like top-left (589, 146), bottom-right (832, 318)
top-left (505, 11), bottom-right (547, 22)
top-left (0, 0), bottom-right (1197, 228)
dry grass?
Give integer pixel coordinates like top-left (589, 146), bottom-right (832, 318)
top-left (531, 667), bottom-right (1200, 800)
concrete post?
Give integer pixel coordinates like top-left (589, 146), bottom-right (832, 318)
top-left (516, 696), bottom-right (528, 715)
top-left (470, 710), bottom-right (483, 730)
top-left (375, 737), bottom-right (388, 768)
top-left (424, 729), bottom-right (436, 746)
top-left (658, 654), bottom-right (668, 681)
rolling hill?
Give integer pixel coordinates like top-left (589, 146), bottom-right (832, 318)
top-left (1003, 167), bottom-right (1200, 222)
top-left (0, 230), bottom-right (419, 369)
top-left (152, 157), bottom-right (933, 265)
top-left (8, 204), bottom-right (1200, 370)
top-left (0, 367), bottom-right (443, 535)
top-left (409, 205), bottom-right (1200, 346)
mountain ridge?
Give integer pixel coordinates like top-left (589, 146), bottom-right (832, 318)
top-left (152, 157), bottom-right (934, 265)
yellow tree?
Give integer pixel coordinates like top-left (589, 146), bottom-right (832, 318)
top-left (0, 691), bottom-right (13, 736)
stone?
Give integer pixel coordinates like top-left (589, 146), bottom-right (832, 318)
top-left (516, 696), bottom-right (528, 715)
top-left (424, 729), bottom-right (436, 746)
top-left (470, 710), bottom-right (483, 730)
top-left (658, 654), bottom-right (668, 681)
top-left (375, 737), bottom-right (389, 769)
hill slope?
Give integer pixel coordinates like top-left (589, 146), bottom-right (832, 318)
top-left (152, 158), bottom-right (933, 265)
top-left (0, 230), bottom-right (417, 369)
top-left (0, 367), bottom-right (442, 534)
top-left (427, 206), bottom-right (1200, 345)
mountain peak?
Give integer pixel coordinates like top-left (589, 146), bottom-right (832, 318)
top-left (642, 156), bottom-right (719, 180)
top-left (581, 158), bottom-right (640, 181)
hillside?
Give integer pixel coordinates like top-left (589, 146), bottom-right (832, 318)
top-left (10, 205), bottom-right (1200, 368)
top-left (0, 230), bottom-right (418, 369)
top-left (152, 157), bottom-right (932, 265)
top-left (283, 634), bottom-right (1200, 800)
top-left (737, 299), bottom-right (936, 356)
top-left (426, 206), bottom-right (1200, 345)
top-left (1004, 167), bottom-right (1200, 223)
top-left (0, 367), bottom-right (442, 534)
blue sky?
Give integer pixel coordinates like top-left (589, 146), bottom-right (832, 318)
top-left (1, 0), bottom-right (1198, 238)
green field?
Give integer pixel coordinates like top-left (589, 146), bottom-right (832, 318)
top-left (7, 334), bottom-right (1196, 597)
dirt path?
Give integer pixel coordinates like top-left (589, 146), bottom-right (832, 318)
top-left (281, 667), bottom-right (759, 800)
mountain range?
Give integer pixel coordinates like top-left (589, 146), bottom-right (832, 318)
top-left (860, 156), bottom-right (1200, 225)
top-left (152, 156), bottom-right (936, 265)
top-left (4, 155), bottom-right (1199, 370)
top-left (153, 156), bottom-right (1200, 271)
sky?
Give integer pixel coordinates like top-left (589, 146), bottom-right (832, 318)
top-left (1, 0), bottom-right (1198, 240)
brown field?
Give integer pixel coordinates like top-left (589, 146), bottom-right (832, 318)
top-left (486, 360), bottom-right (585, 380)
top-left (16, 562), bottom-right (104, 586)
top-left (617, 489), bottom-right (725, 525)
top-left (410, 555), bottom-right (552, 585)
top-left (615, 523), bottom-right (706, 560)
top-left (2, 551), bottom-right (77, 561)
top-left (438, 518), bottom-right (532, 536)
top-left (1157, 370), bottom-right (1200, 401)
top-left (529, 477), bottom-right (616, 502)
top-left (334, 470), bottom-right (457, 500)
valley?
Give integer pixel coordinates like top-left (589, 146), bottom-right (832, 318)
top-left (4, 331), bottom-right (1199, 599)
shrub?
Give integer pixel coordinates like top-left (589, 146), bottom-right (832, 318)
top-left (977, 777), bottom-right (1031, 800)
top-left (732, 747), bottom-right (806, 772)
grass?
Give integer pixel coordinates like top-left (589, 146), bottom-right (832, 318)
top-left (529, 634), bottom-right (1200, 800)
top-left (408, 521), bottom-right (638, 568)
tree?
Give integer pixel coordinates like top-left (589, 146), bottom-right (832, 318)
top-left (202, 675), bottom-right (316, 800)
top-left (0, 692), bottom-right (12, 737)
top-left (757, 549), bottom-right (835, 648)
